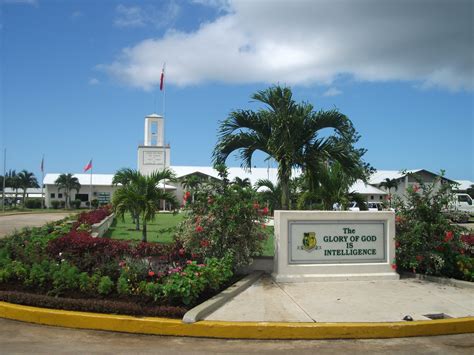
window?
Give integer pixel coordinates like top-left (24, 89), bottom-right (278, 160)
top-left (75, 194), bottom-right (89, 202)
top-left (379, 196), bottom-right (383, 200)
top-left (58, 193), bottom-right (63, 198)
top-left (458, 195), bottom-right (472, 205)
top-left (50, 193), bottom-right (55, 198)
top-left (370, 195), bottom-right (374, 200)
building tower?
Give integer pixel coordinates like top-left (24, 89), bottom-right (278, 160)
top-left (137, 113), bottom-right (170, 175)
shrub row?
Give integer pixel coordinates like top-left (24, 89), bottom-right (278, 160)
top-left (0, 290), bottom-right (186, 318)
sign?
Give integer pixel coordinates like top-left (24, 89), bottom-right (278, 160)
top-left (289, 220), bottom-right (386, 264)
top-left (143, 151), bottom-right (164, 165)
top-left (97, 192), bottom-right (110, 203)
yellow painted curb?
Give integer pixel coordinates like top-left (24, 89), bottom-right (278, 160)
top-left (1, 301), bottom-right (473, 339)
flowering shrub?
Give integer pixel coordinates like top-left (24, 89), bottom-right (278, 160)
top-left (176, 164), bottom-right (268, 269)
top-left (394, 173), bottom-right (472, 280)
top-left (73, 205), bottom-right (112, 230)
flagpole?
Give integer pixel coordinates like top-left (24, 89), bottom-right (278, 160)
top-left (2, 149), bottom-right (6, 213)
top-left (162, 62), bottom-right (166, 211)
top-left (41, 155), bottom-right (45, 209)
top-left (90, 159), bottom-right (93, 210)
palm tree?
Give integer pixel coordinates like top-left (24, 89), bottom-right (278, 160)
top-left (112, 168), bottom-right (142, 230)
top-left (17, 170), bottom-right (39, 207)
top-left (5, 170), bottom-right (20, 206)
top-left (255, 179), bottom-right (281, 214)
top-left (55, 174), bottom-right (81, 209)
top-left (214, 85), bottom-right (367, 209)
top-left (379, 178), bottom-right (398, 208)
top-left (112, 169), bottom-right (178, 242)
top-left (181, 174), bottom-right (206, 203)
top-left (233, 177), bottom-right (252, 188)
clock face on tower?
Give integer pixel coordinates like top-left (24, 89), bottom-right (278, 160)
top-left (143, 151), bottom-right (164, 165)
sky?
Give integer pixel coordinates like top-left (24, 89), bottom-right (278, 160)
top-left (1, 0), bottom-right (473, 182)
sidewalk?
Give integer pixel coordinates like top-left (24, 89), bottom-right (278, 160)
top-left (205, 274), bottom-right (474, 323)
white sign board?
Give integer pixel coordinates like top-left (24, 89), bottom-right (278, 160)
top-left (143, 151), bottom-right (164, 165)
top-left (289, 221), bottom-right (386, 264)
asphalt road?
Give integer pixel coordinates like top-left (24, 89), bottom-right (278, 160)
top-left (0, 318), bottom-right (473, 354)
top-left (0, 213), bottom-right (72, 238)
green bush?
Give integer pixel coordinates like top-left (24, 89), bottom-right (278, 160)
top-left (51, 200), bottom-right (61, 209)
top-left (51, 262), bottom-right (80, 295)
top-left (97, 276), bottom-right (114, 295)
top-left (394, 172), bottom-right (469, 279)
top-left (176, 164), bottom-right (267, 269)
top-left (25, 261), bottom-right (50, 288)
top-left (25, 199), bottom-right (43, 209)
top-left (71, 199), bottom-right (82, 209)
top-left (116, 275), bottom-right (130, 296)
top-left (91, 199), bottom-right (99, 209)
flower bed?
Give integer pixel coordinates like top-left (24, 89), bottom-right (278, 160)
top-left (0, 206), bottom-right (234, 317)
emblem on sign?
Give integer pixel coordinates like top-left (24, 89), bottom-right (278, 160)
top-left (302, 232), bottom-right (317, 251)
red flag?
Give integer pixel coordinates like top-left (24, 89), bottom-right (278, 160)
top-left (84, 160), bottom-right (92, 172)
top-left (160, 65), bottom-right (165, 91)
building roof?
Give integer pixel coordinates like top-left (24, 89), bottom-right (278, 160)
top-left (349, 180), bottom-right (387, 195)
top-left (454, 180), bottom-right (474, 190)
top-left (368, 169), bottom-right (422, 184)
top-left (170, 166), bottom-right (282, 186)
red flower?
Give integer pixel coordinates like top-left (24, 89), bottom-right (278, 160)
top-left (262, 207), bottom-right (269, 215)
top-left (395, 216), bottom-right (402, 223)
top-left (183, 191), bottom-right (191, 201)
top-left (391, 263), bottom-right (397, 270)
top-left (148, 270), bottom-right (155, 277)
top-left (416, 255), bottom-right (424, 262)
top-left (436, 245), bottom-right (444, 252)
top-left (413, 184), bottom-right (420, 193)
top-left (178, 248), bottom-right (185, 256)
top-left (191, 253), bottom-right (198, 259)
top-left (253, 202), bottom-right (260, 209)
top-left (186, 260), bottom-right (193, 265)
top-left (395, 241), bottom-right (401, 249)
top-left (444, 231), bottom-right (454, 243)
top-left (200, 239), bottom-right (210, 248)
top-left (195, 225), bottom-right (204, 233)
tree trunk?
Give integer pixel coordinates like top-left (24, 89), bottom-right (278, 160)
top-left (142, 221), bottom-right (147, 242)
top-left (135, 214), bottom-right (140, 231)
top-left (279, 162), bottom-right (290, 210)
top-left (22, 189), bottom-right (27, 207)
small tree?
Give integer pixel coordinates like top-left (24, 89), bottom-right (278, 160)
top-left (55, 174), bottom-right (81, 209)
top-left (112, 169), bottom-right (178, 242)
top-left (394, 173), bottom-right (470, 279)
top-left (17, 170), bottom-right (39, 207)
top-left (5, 170), bottom-right (20, 206)
top-left (379, 178), bottom-right (398, 208)
top-left (176, 164), bottom-right (268, 269)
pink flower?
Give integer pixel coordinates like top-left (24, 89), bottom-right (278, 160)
top-left (186, 260), bottom-right (193, 265)
top-left (195, 225), bottom-right (204, 233)
top-left (262, 207), bottom-right (269, 215)
top-left (200, 239), bottom-right (210, 248)
top-left (178, 248), bottom-right (185, 256)
top-left (148, 270), bottom-right (155, 277)
top-left (413, 184), bottom-right (420, 193)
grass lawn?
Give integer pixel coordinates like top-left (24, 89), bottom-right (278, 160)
top-left (105, 213), bottom-right (185, 243)
top-left (107, 212), bottom-right (276, 256)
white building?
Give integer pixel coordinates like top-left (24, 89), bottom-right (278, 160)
top-left (42, 113), bottom-right (459, 208)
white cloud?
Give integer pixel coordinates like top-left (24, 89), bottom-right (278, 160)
top-left (114, 2), bottom-right (180, 29)
top-left (88, 78), bottom-right (100, 85)
top-left (323, 87), bottom-right (342, 97)
top-left (103, 0), bottom-right (473, 91)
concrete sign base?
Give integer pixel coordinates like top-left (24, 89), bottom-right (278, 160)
top-left (272, 211), bottom-right (399, 282)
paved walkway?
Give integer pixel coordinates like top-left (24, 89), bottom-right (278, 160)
top-left (206, 275), bottom-right (474, 322)
top-left (1, 318), bottom-right (473, 354)
top-left (0, 213), bottom-right (72, 238)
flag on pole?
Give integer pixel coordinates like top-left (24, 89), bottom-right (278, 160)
top-left (84, 160), bottom-right (92, 172)
top-left (40, 156), bottom-right (44, 173)
top-left (160, 64), bottom-right (165, 91)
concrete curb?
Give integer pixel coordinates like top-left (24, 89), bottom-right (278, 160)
top-left (1, 301), bottom-right (473, 339)
top-left (183, 271), bottom-right (263, 324)
top-left (401, 272), bottom-right (474, 289)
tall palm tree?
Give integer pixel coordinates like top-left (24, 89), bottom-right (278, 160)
top-left (17, 170), bottom-right (39, 207)
top-left (5, 170), bottom-right (20, 206)
top-left (379, 178), bottom-right (398, 208)
top-left (55, 174), bottom-right (81, 209)
top-left (214, 85), bottom-right (367, 209)
top-left (112, 169), bottom-right (178, 242)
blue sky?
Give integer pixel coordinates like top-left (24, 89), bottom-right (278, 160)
top-left (1, 0), bottom-right (473, 181)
